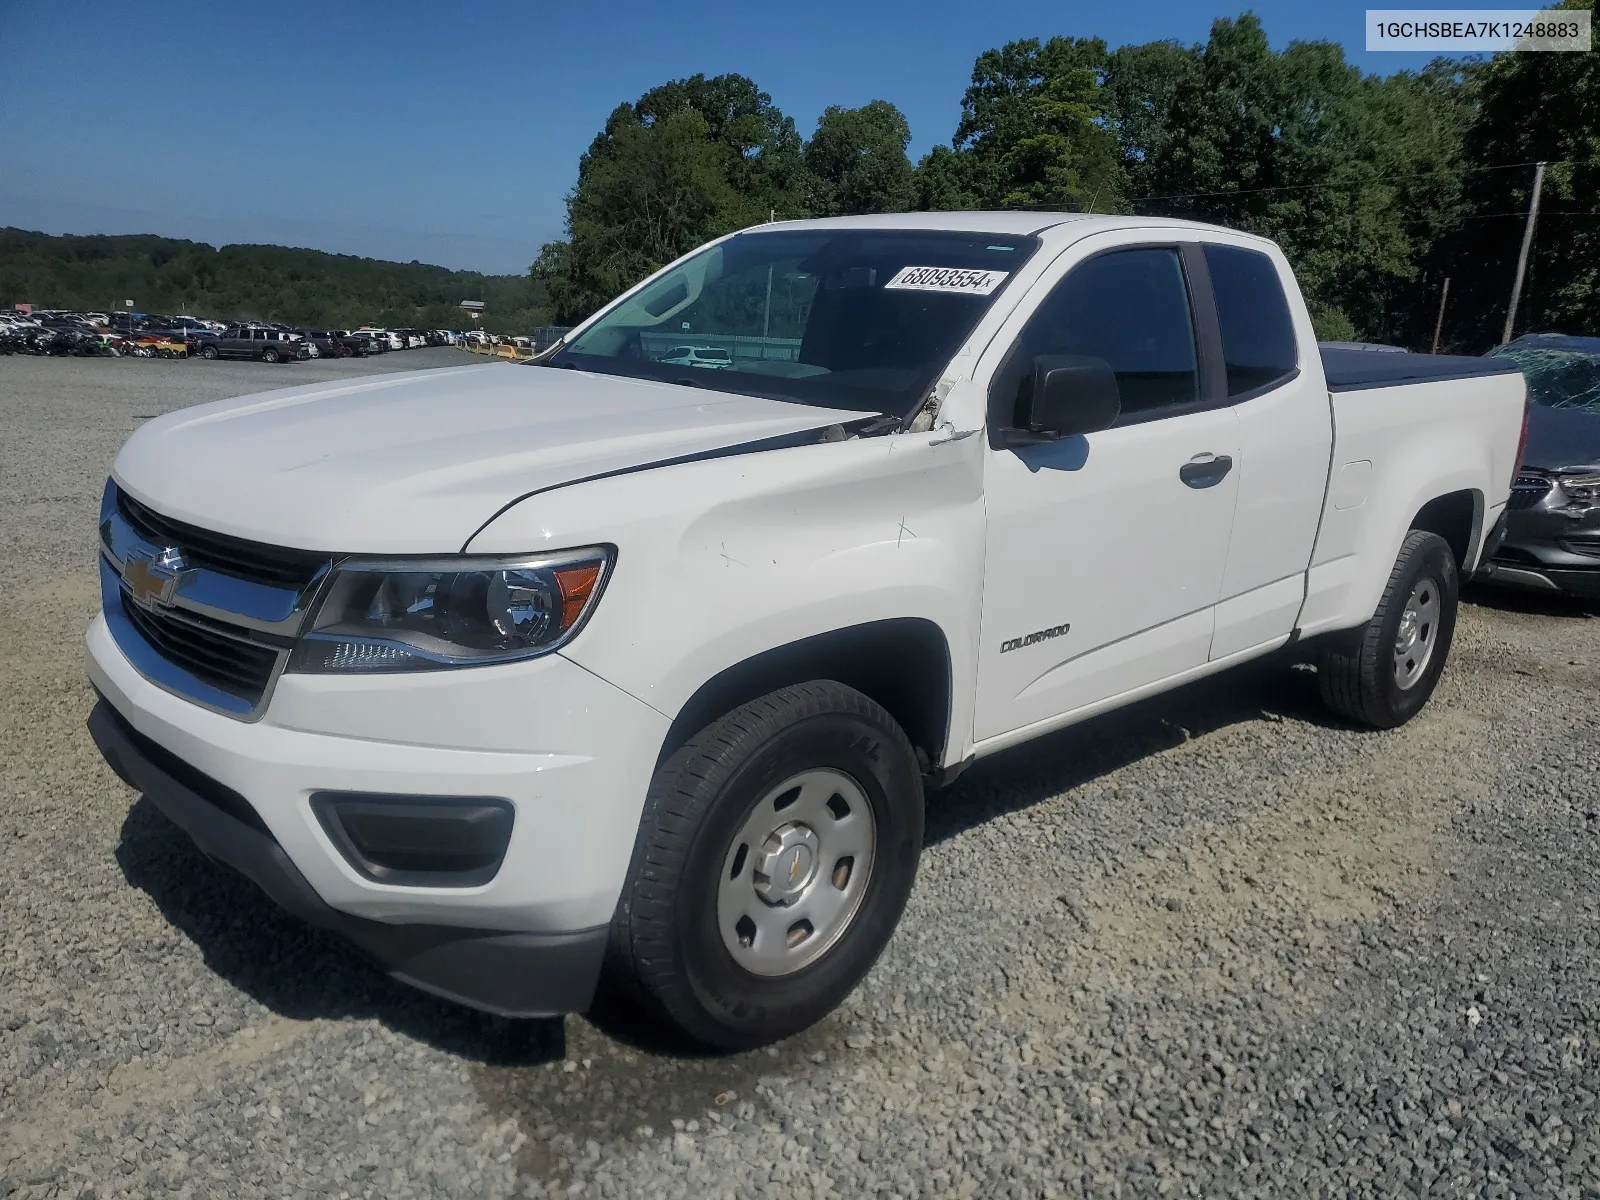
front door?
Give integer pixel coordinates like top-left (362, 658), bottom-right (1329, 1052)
top-left (974, 243), bottom-right (1241, 744)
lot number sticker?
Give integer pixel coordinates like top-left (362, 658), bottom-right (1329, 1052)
top-left (884, 266), bottom-right (1009, 295)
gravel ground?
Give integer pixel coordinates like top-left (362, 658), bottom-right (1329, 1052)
top-left (2, 349), bottom-right (1599, 1199)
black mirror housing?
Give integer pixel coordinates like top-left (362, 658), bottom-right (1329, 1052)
top-left (999, 355), bottom-right (1121, 446)
top-left (1021, 354), bottom-right (1121, 440)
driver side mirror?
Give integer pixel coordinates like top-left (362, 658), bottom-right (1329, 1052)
top-left (1000, 355), bottom-right (1121, 447)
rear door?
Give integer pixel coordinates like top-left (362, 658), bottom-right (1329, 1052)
top-left (1199, 240), bottom-right (1332, 659)
top-left (974, 238), bottom-right (1242, 744)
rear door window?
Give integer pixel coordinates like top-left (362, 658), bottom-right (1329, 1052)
top-left (1203, 244), bottom-right (1298, 396)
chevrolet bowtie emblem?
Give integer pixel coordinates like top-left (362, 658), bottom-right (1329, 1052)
top-left (124, 548), bottom-right (189, 608)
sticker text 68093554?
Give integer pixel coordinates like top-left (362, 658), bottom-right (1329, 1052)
top-left (883, 266), bottom-right (1010, 295)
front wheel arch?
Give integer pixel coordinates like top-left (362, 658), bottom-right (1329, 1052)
top-left (658, 618), bottom-right (954, 781)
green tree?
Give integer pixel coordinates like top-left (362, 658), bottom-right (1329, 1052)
top-left (1108, 16), bottom-right (1474, 343)
top-left (1444, 0), bottom-right (1597, 347)
top-left (534, 74), bottom-right (803, 323)
top-left (916, 37), bottom-right (1125, 213)
top-left (0, 228), bottom-right (548, 333)
top-left (631, 73), bottom-right (807, 214)
top-left (803, 100), bottom-right (916, 217)
top-left (1102, 39), bottom-right (1203, 202)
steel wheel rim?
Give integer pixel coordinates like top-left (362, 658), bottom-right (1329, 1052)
top-left (716, 767), bottom-right (876, 977)
top-left (1393, 576), bottom-right (1441, 690)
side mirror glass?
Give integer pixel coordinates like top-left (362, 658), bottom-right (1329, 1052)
top-left (1006, 355), bottom-right (1120, 446)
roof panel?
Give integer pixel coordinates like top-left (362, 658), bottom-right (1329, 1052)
top-left (752, 212), bottom-right (1262, 243)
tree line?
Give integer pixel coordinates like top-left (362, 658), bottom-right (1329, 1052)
top-left (0, 228), bottom-right (550, 334)
top-left (535, 3), bottom-right (1597, 351)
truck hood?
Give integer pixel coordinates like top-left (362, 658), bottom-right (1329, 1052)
top-left (113, 362), bottom-right (868, 553)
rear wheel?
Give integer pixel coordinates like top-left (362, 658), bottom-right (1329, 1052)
top-left (606, 681), bottom-right (923, 1049)
top-left (262, 346), bottom-right (280, 364)
top-left (1319, 529), bottom-right (1458, 728)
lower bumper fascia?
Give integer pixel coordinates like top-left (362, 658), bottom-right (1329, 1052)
top-left (1481, 560), bottom-right (1600, 599)
top-left (88, 698), bottom-right (607, 1018)
top-left (1540, 568), bottom-right (1600, 599)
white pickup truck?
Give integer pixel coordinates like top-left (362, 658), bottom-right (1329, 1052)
top-left (88, 213), bottom-right (1527, 1048)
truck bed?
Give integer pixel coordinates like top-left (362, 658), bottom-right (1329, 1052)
top-left (1320, 348), bottom-right (1523, 394)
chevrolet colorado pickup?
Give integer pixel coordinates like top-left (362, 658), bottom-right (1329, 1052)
top-left (87, 213), bottom-right (1527, 1048)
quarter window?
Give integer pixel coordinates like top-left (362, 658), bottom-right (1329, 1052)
top-left (996, 248), bottom-right (1199, 424)
top-left (1203, 244), bottom-right (1298, 396)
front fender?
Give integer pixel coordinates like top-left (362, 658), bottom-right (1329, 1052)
top-left (465, 429), bottom-right (988, 767)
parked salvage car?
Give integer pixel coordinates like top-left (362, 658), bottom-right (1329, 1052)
top-left (328, 330), bottom-right (371, 357)
top-left (127, 332), bottom-right (190, 359)
top-left (1477, 334), bottom-right (1600, 598)
top-left (356, 327), bottom-right (402, 351)
top-left (204, 324), bottom-right (310, 363)
top-left (659, 344), bottom-right (735, 369)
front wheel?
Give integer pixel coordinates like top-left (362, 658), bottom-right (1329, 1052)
top-left (1319, 529), bottom-right (1459, 728)
top-left (201, 344), bottom-right (218, 359)
top-left (606, 681), bottom-right (924, 1049)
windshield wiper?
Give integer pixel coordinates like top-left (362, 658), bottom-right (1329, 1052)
top-left (853, 415), bottom-right (902, 437)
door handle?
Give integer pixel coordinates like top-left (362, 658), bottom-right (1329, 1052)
top-left (1179, 453), bottom-right (1234, 489)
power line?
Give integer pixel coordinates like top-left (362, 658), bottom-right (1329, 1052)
top-left (1455, 209), bottom-right (1595, 221)
top-left (1127, 157), bottom-right (1592, 205)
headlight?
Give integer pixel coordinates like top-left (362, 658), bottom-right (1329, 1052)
top-left (1557, 471), bottom-right (1600, 505)
top-left (288, 546), bottom-right (612, 673)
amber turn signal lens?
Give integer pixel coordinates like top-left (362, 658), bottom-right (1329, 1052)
top-left (553, 564), bottom-right (601, 631)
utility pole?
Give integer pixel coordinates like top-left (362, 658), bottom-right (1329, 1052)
top-left (1502, 160), bottom-right (1546, 345)
top-left (762, 262), bottom-right (773, 340)
top-left (1431, 277), bottom-right (1450, 354)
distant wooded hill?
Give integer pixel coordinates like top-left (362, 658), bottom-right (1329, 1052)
top-left (0, 228), bottom-right (549, 333)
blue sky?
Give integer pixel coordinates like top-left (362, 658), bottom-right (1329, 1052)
top-left (0, 0), bottom-right (1448, 275)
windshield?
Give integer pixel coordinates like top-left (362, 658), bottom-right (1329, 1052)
top-left (1490, 342), bottom-right (1600, 413)
top-left (548, 228), bottom-right (1039, 417)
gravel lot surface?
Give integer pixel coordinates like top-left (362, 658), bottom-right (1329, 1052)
top-left (3, 348), bottom-right (1599, 1199)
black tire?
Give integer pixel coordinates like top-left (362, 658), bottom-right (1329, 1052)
top-left (201, 344), bottom-right (218, 359)
top-left (1319, 529), bottom-right (1458, 728)
top-left (262, 346), bottom-right (280, 363)
top-left (606, 681), bottom-right (924, 1050)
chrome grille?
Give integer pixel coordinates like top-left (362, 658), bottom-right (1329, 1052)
top-left (1508, 473), bottom-right (1552, 511)
top-left (99, 480), bottom-right (327, 719)
top-left (119, 592), bottom-right (280, 704)
top-left (116, 487), bottom-right (327, 588)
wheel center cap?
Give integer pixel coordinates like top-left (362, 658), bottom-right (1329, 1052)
top-left (753, 823), bottom-right (820, 906)
top-left (1396, 611), bottom-right (1418, 652)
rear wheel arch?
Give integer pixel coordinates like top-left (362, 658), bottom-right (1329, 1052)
top-left (659, 618), bottom-right (954, 780)
top-left (1409, 489), bottom-right (1482, 574)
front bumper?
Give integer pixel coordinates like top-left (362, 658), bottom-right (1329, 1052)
top-left (89, 700), bottom-right (606, 1016)
top-left (1482, 504), bottom-right (1600, 598)
top-left (86, 609), bottom-right (671, 1013)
